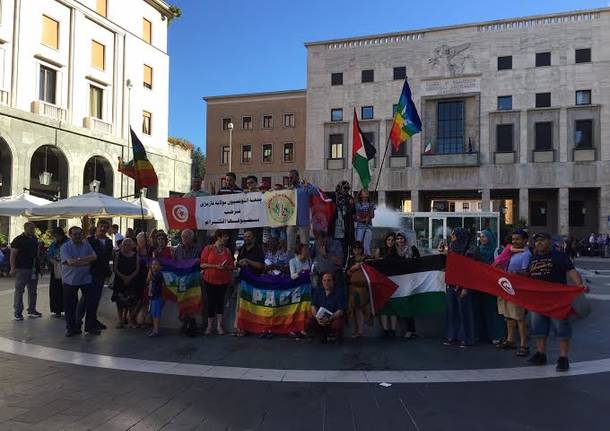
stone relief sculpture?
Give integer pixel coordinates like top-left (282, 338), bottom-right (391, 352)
top-left (427, 42), bottom-right (477, 77)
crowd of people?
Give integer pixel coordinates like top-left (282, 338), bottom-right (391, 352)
top-left (5, 169), bottom-right (588, 372)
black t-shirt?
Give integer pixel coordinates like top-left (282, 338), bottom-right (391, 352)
top-left (237, 245), bottom-right (265, 274)
top-left (88, 236), bottom-right (114, 279)
top-left (528, 250), bottom-right (575, 285)
top-left (10, 234), bottom-right (39, 270)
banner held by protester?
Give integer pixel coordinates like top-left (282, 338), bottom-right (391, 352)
top-left (158, 257), bottom-right (202, 319)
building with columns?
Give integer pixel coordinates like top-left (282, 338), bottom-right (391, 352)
top-left (0, 0), bottom-right (191, 239)
top-left (304, 7), bottom-right (610, 238)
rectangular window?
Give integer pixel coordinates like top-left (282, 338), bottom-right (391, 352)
top-left (497, 95), bottom-right (512, 111)
top-left (392, 104), bottom-right (399, 115)
top-left (361, 106), bottom-right (374, 120)
top-left (283, 143), bottom-right (294, 162)
top-left (496, 124), bottom-right (514, 153)
top-left (497, 56), bottom-right (512, 70)
top-left (331, 108), bottom-right (343, 122)
top-left (143, 64), bottom-right (153, 89)
top-left (91, 40), bottom-right (105, 70)
top-left (96, 0), bottom-right (107, 17)
top-left (39, 65), bottom-right (57, 104)
top-left (241, 145), bottom-right (252, 163)
top-left (261, 177), bottom-right (272, 189)
top-left (436, 100), bottom-right (464, 154)
top-left (242, 116), bottom-right (253, 130)
top-left (331, 72), bottom-right (343, 86)
top-left (534, 122), bottom-right (552, 151)
top-left (361, 69), bottom-right (374, 83)
top-left (393, 66), bottom-right (406, 80)
top-left (143, 18), bottom-right (152, 44)
top-left (42, 15), bottom-right (59, 49)
top-left (536, 52), bottom-right (551, 67)
top-left (221, 146), bottom-right (229, 165)
top-left (262, 143), bottom-right (272, 162)
top-left (89, 85), bottom-right (103, 119)
top-left (391, 137), bottom-right (407, 156)
top-left (535, 92), bottom-right (551, 108)
top-left (462, 202), bottom-right (470, 211)
top-left (363, 132), bottom-right (375, 157)
top-left (282, 176), bottom-right (291, 187)
top-left (530, 201), bottom-right (547, 226)
top-left (283, 113), bottom-right (295, 127)
top-left (575, 48), bottom-right (591, 63)
top-left (262, 115), bottom-right (273, 129)
top-left (569, 201), bottom-right (585, 227)
top-left (329, 134), bottom-right (343, 159)
top-left (222, 118), bottom-right (232, 130)
top-left (575, 119), bottom-right (593, 149)
top-left (576, 90), bottom-right (591, 105)
top-left (142, 111), bottom-right (152, 135)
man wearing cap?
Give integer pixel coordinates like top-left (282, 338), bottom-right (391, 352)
top-left (495, 229), bottom-right (531, 357)
top-left (526, 232), bottom-right (586, 372)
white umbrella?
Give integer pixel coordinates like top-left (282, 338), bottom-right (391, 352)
top-left (28, 192), bottom-right (151, 219)
top-left (0, 193), bottom-right (51, 216)
top-left (129, 196), bottom-right (165, 230)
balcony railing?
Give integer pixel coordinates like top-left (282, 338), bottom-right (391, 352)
top-left (0, 90), bottom-right (9, 106)
top-left (31, 100), bottom-right (67, 121)
top-left (83, 117), bottom-right (113, 135)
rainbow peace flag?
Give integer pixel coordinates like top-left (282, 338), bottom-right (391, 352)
top-left (237, 269), bottom-right (312, 334)
top-left (158, 257), bottom-right (201, 318)
top-left (118, 127), bottom-right (159, 189)
top-left (389, 79), bottom-right (422, 152)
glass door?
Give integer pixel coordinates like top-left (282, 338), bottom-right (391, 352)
top-left (430, 217), bottom-right (447, 250)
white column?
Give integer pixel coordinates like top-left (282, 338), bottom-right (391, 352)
top-left (410, 190), bottom-right (419, 212)
top-left (558, 187), bottom-right (569, 236)
top-left (519, 188), bottom-right (529, 225)
top-left (559, 108), bottom-right (568, 162)
top-left (481, 189), bottom-right (491, 212)
top-left (599, 186), bottom-right (610, 234)
top-left (377, 191), bottom-right (387, 207)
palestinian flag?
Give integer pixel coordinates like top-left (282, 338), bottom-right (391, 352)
top-left (118, 127), bottom-right (159, 189)
top-left (352, 109), bottom-right (376, 188)
top-left (361, 255), bottom-right (446, 316)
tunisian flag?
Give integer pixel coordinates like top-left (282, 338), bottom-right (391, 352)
top-left (445, 253), bottom-right (585, 320)
top-left (160, 197), bottom-right (197, 230)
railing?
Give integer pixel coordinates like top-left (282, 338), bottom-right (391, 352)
top-left (31, 100), bottom-right (67, 121)
top-left (83, 117), bottom-right (113, 135)
top-left (0, 90), bottom-right (9, 106)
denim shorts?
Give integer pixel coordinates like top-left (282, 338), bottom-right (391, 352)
top-left (149, 299), bottom-right (163, 318)
top-left (529, 311), bottom-right (572, 340)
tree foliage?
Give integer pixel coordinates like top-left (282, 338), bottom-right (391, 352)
top-left (192, 147), bottom-right (206, 180)
top-left (168, 136), bottom-right (194, 152)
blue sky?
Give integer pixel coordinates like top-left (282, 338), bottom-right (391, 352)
top-left (167, 0), bottom-right (608, 152)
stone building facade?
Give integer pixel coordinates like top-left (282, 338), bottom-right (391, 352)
top-left (304, 8), bottom-right (610, 238)
top-left (205, 90), bottom-right (306, 190)
top-left (0, 0), bottom-right (191, 239)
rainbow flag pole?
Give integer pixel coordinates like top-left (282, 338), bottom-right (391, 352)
top-left (373, 78), bottom-right (422, 192)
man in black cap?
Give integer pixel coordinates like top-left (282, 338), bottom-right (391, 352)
top-left (526, 232), bottom-right (586, 372)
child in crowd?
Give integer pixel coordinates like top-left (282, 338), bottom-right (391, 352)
top-left (147, 259), bottom-right (165, 337)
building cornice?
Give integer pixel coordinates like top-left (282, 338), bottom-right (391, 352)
top-left (143, 0), bottom-right (175, 19)
top-left (304, 7), bottom-right (610, 48)
top-left (203, 89), bottom-right (306, 104)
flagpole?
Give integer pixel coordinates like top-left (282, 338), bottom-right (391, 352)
top-left (373, 133), bottom-right (392, 193)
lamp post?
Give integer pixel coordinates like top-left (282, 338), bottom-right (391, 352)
top-left (227, 121), bottom-right (234, 173)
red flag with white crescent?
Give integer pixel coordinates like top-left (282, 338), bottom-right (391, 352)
top-left (161, 198), bottom-right (197, 230)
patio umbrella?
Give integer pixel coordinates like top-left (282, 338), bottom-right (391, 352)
top-left (28, 192), bottom-right (151, 219)
top-left (129, 196), bottom-right (166, 230)
top-left (0, 193), bottom-right (51, 217)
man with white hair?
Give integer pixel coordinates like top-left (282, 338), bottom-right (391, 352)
top-left (172, 229), bottom-right (201, 260)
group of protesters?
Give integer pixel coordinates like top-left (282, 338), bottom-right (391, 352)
top-left (7, 168), bottom-right (588, 371)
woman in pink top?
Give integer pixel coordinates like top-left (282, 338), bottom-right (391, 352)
top-left (200, 230), bottom-right (234, 335)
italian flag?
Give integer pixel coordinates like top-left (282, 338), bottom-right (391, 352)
top-left (361, 255), bottom-right (446, 316)
top-left (352, 109), bottom-right (376, 188)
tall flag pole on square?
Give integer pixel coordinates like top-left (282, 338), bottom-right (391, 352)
top-left (352, 108), bottom-right (377, 188)
top-left (389, 78), bottom-right (422, 152)
top-left (118, 127), bottom-right (159, 189)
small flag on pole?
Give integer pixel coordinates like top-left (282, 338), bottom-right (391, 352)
top-left (389, 79), bottom-right (422, 153)
top-left (424, 140), bottom-right (433, 155)
top-left (118, 128), bottom-right (159, 189)
top-left (352, 109), bottom-right (377, 188)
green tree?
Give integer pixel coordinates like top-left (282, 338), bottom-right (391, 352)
top-left (192, 147), bottom-right (206, 180)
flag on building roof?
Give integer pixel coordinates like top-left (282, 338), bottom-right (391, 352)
top-left (352, 109), bottom-right (377, 188)
top-left (118, 127), bottom-right (159, 189)
top-left (361, 255), bottom-right (446, 316)
top-left (389, 79), bottom-right (422, 152)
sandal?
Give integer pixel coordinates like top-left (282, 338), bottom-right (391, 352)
top-left (516, 346), bottom-right (530, 357)
top-left (496, 340), bottom-right (517, 350)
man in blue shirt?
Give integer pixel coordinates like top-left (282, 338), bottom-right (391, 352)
top-left (61, 226), bottom-right (98, 337)
top-left (287, 170), bottom-right (316, 252)
top-left (526, 232), bottom-right (586, 372)
top-left (306, 272), bottom-right (346, 342)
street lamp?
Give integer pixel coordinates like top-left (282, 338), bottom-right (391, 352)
top-left (227, 121), bottom-right (234, 172)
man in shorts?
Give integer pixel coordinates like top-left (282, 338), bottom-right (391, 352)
top-left (527, 232), bottom-right (586, 372)
top-left (496, 229), bottom-right (531, 357)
